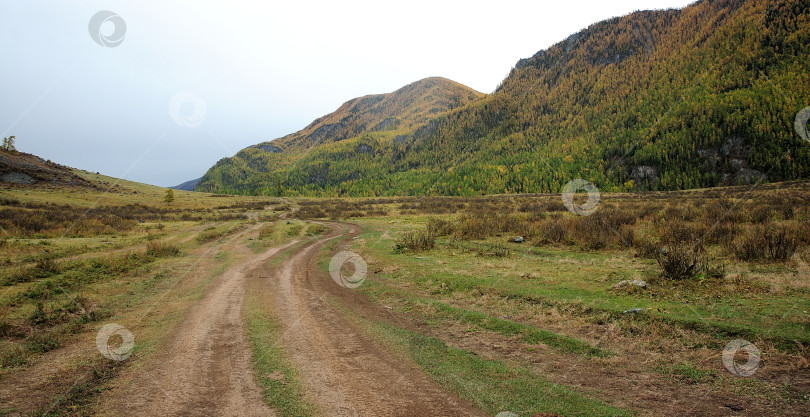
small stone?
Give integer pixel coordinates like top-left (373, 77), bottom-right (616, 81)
top-left (513, 236), bottom-right (525, 243)
top-left (613, 279), bottom-right (647, 289)
top-left (623, 308), bottom-right (645, 314)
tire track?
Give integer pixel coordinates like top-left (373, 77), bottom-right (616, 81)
top-left (265, 222), bottom-right (486, 417)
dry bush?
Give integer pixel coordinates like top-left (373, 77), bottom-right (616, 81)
top-left (286, 224), bottom-right (303, 236)
top-left (0, 202), bottom-right (195, 238)
top-left (732, 225), bottom-right (800, 262)
top-left (703, 198), bottom-right (744, 225)
top-left (763, 226), bottom-right (799, 261)
top-left (258, 223), bottom-right (275, 240)
top-left (565, 207), bottom-right (637, 250)
top-left (196, 227), bottom-right (224, 243)
top-left (426, 217), bottom-right (454, 237)
top-left (145, 241), bottom-right (181, 258)
top-left (796, 221), bottom-right (810, 246)
top-left (394, 229), bottom-right (436, 252)
top-left (571, 215), bottom-right (612, 250)
top-left (305, 224), bottom-right (328, 236)
top-left (535, 217), bottom-right (569, 245)
top-left (298, 206), bottom-right (326, 219)
top-left (634, 237), bottom-right (660, 258)
top-left (456, 215), bottom-right (490, 240)
top-left (732, 227), bottom-right (766, 261)
top-left (447, 238), bottom-right (511, 257)
top-left (655, 220), bottom-right (723, 280)
top-left (703, 222), bottom-right (739, 247)
top-left (748, 206), bottom-right (773, 224)
top-left (618, 224), bottom-right (636, 248)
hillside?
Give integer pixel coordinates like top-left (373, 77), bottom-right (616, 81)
top-left (0, 150), bottom-right (98, 189)
top-left (198, 0), bottom-right (810, 196)
top-left (172, 177), bottom-right (202, 191)
top-left (196, 77), bottom-right (484, 195)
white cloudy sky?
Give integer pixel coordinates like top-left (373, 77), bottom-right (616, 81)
top-left (0, 0), bottom-right (695, 186)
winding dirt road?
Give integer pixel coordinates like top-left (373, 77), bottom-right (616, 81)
top-left (103, 222), bottom-right (484, 416)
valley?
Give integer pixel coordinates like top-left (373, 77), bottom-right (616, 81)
top-left (0, 173), bottom-right (808, 416)
top-left (2, 0), bottom-right (810, 415)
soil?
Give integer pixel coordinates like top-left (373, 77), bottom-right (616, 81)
top-left (99, 221), bottom-right (483, 416)
top-left (100, 237), bottom-right (298, 416)
top-left (261, 222), bottom-right (487, 416)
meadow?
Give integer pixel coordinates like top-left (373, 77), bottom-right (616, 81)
top-left (301, 181), bottom-right (810, 415)
top-left (1, 174), bottom-right (808, 416)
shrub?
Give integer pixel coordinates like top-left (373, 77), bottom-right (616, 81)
top-left (732, 228), bottom-right (766, 261)
top-left (618, 224), bottom-right (636, 248)
top-left (35, 257), bottom-right (60, 276)
top-left (476, 243), bottom-right (511, 258)
top-left (657, 243), bottom-right (708, 280)
top-left (764, 226), bottom-right (799, 261)
top-left (286, 224), bottom-right (303, 236)
top-left (457, 215), bottom-right (490, 240)
top-left (732, 225), bottom-right (799, 262)
top-left (145, 241), bottom-right (181, 257)
top-left (749, 206), bottom-right (773, 224)
top-left (426, 217), bottom-right (454, 237)
top-left (535, 218), bottom-right (568, 245)
top-left (305, 224), bottom-right (328, 236)
top-left (3, 257), bottom-right (61, 286)
top-left (633, 236), bottom-right (660, 259)
top-left (572, 215), bottom-right (611, 250)
top-left (704, 222), bottom-right (738, 247)
top-left (29, 301), bottom-right (48, 325)
top-left (394, 229), bottom-right (436, 252)
top-left (655, 220), bottom-right (722, 280)
top-left (258, 224), bottom-right (275, 240)
top-left (196, 227), bottom-right (223, 243)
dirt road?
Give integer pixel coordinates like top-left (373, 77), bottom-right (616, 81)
top-left (102, 222), bottom-right (483, 416)
top-left (263, 222), bottom-right (486, 417)
top-left (103, 236), bottom-right (298, 416)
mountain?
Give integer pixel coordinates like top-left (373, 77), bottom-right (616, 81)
top-left (198, 0), bottom-right (810, 196)
top-left (172, 177), bottom-right (202, 191)
top-left (196, 77), bottom-right (484, 195)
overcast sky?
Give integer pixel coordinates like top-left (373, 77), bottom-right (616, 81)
top-left (0, 0), bottom-right (695, 187)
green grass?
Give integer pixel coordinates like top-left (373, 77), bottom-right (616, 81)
top-left (656, 362), bottom-right (718, 385)
top-left (360, 319), bottom-right (634, 417)
top-left (430, 301), bottom-right (611, 357)
top-left (244, 289), bottom-right (317, 417)
top-left (32, 360), bottom-right (123, 416)
top-left (196, 221), bottom-right (244, 243)
top-left (356, 218), bottom-right (810, 351)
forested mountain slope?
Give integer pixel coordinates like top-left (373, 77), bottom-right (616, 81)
top-left (198, 0), bottom-right (810, 196)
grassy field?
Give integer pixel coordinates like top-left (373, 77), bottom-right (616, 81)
top-left (1, 177), bottom-right (809, 415)
top-left (305, 182), bottom-right (810, 415)
top-left (0, 176), bottom-right (284, 415)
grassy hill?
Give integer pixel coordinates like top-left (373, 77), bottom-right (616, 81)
top-left (198, 0), bottom-right (810, 196)
top-left (195, 77), bottom-right (484, 195)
